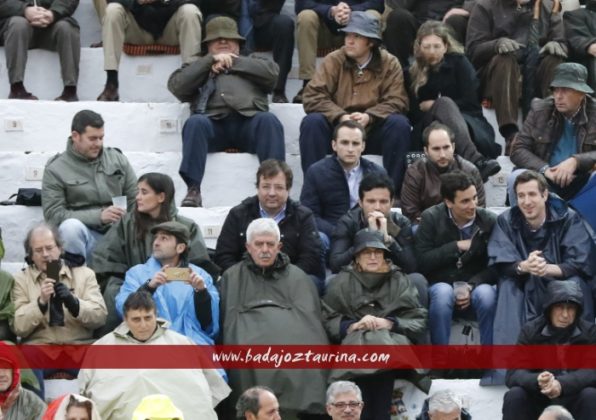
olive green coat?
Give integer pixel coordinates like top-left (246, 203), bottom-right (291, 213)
top-left (42, 139), bottom-right (137, 233)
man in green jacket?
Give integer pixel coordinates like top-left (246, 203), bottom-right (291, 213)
top-left (0, 0), bottom-right (80, 100)
top-left (42, 110), bottom-right (137, 265)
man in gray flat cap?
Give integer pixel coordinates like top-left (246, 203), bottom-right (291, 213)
top-left (300, 11), bottom-right (410, 196)
top-left (508, 62), bottom-right (596, 205)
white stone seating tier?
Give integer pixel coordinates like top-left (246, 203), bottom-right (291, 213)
top-left (0, 100), bottom-right (511, 206)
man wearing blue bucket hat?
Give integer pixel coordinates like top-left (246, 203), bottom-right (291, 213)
top-left (300, 11), bottom-right (411, 196)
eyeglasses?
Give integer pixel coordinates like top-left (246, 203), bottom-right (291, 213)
top-left (330, 401), bottom-right (363, 409)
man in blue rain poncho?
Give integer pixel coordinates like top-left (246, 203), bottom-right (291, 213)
top-left (115, 221), bottom-right (219, 344)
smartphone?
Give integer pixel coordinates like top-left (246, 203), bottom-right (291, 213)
top-left (164, 267), bottom-right (191, 282)
top-left (46, 259), bottom-right (62, 281)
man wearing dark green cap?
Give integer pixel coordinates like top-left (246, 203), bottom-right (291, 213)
top-left (114, 221), bottom-right (220, 345)
top-left (168, 16), bottom-right (285, 207)
top-left (509, 62), bottom-right (596, 205)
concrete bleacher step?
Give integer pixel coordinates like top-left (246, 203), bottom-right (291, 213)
top-left (0, 205), bottom-right (231, 267)
top-left (0, 97), bottom-right (513, 266)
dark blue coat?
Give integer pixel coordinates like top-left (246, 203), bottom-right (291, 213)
top-left (300, 156), bottom-right (386, 238)
top-left (488, 195), bottom-right (595, 282)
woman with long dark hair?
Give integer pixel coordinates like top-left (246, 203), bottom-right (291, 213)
top-left (91, 172), bottom-right (217, 335)
top-left (408, 20), bottom-right (501, 182)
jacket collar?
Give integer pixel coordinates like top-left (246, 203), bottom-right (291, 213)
top-left (246, 195), bottom-right (298, 219)
top-left (510, 193), bottom-right (568, 229)
top-left (341, 46), bottom-right (384, 75)
top-left (550, 96), bottom-right (589, 126)
top-left (243, 251), bottom-right (291, 279)
top-left (540, 323), bottom-right (582, 339)
top-left (113, 318), bottom-right (170, 342)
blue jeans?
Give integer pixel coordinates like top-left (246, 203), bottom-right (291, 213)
top-left (428, 282), bottom-right (496, 345)
top-left (59, 219), bottom-right (103, 265)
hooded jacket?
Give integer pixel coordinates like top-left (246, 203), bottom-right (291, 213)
top-left (42, 139), bottom-right (137, 234)
top-left (488, 194), bottom-right (595, 282)
top-left (43, 393), bottom-right (102, 420)
top-left (219, 252), bottom-right (329, 414)
top-left (80, 319), bottom-right (230, 420)
top-left (115, 256), bottom-right (220, 345)
top-left (323, 263), bottom-right (427, 341)
top-left (0, 345), bottom-right (46, 420)
top-left (506, 281), bottom-right (596, 396)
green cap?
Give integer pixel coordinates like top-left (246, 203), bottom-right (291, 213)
top-left (202, 16), bottom-right (245, 45)
top-left (150, 221), bottom-right (190, 245)
top-left (550, 63), bottom-right (594, 94)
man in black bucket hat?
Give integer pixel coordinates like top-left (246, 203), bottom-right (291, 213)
top-left (168, 16), bottom-right (285, 208)
top-left (509, 62), bottom-right (596, 204)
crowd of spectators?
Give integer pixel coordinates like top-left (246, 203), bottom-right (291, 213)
top-left (0, 0), bottom-right (596, 418)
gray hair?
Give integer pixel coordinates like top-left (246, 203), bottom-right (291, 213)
top-left (246, 218), bottom-right (280, 243)
top-left (235, 386), bottom-right (274, 419)
top-left (428, 390), bottom-right (462, 414)
top-left (540, 405), bottom-right (574, 420)
top-left (326, 381), bottom-right (362, 404)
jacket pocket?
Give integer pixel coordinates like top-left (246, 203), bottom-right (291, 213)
top-left (64, 179), bottom-right (93, 207)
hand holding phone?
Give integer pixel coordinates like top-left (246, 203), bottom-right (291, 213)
top-left (164, 267), bottom-right (191, 282)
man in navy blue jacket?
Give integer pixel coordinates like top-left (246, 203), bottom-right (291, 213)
top-left (300, 120), bottom-right (386, 253)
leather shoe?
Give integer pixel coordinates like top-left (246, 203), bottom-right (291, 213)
top-left (476, 159), bottom-right (501, 183)
top-left (181, 186), bottom-right (202, 207)
top-left (272, 91), bottom-right (288, 103)
top-left (8, 88), bottom-right (38, 100)
top-left (55, 88), bottom-right (79, 102)
top-left (292, 88), bottom-right (304, 104)
top-left (97, 84), bottom-right (120, 101)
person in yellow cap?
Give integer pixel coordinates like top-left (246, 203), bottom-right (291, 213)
top-left (132, 394), bottom-right (184, 420)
